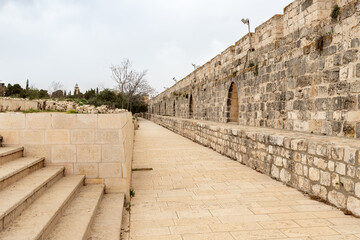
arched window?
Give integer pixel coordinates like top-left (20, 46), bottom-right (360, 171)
top-left (164, 102), bottom-right (166, 115)
top-left (189, 95), bottom-right (193, 118)
top-left (227, 82), bottom-right (239, 123)
top-left (173, 101), bottom-right (176, 116)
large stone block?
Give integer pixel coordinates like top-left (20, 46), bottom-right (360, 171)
top-left (74, 163), bottom-right (98, 178)
top-left (51, 114), bottom-right (97, 129)
top-left (271, 165), bottom-right (280, 179)
top-left (51, 114), bottom-right (77, 129)
top-left (71, 129), bottom-right (95, 144)
top-left (45, 129), bottom-right (70, 144)
top-left (23, 144), bottom-right (51, 161)
top-left (309, 167), bottom-right (320, 181)
top-left (320, 171), bottom-right (331, 186)
top-left (104, 178), bottom-right (127, 194)
top-left (328, 190), bottom-right (346, 208)
top-left (76, 145), bottom-right (101, 163)
top-left (22, 130), bottom-right (44, 144)
top-left (25, 114), bottom-right (52, 129)
top-left (344, 147), bottom-right (357, 165)
top-left (51, 145), bottom-right (76, 163)
top-left (74, 114), bottom-right (97, 129)
top-left (0, 113), bottom-right (25, 129)
top-left (99, 163), bottom-right (122, 178)
top-left (335, 162), bottom-right (346, 175)
top-left (96, 130), bottom-right (120, 144)
top-left (280, 169), bottom-right (291, 183)
top-left (312, 184), bottom-right (327, 200)
top-left (102, 145), bottom-right (125, 162)
top-left (355, 183), bottom-right (360, 198)
top-left (0, 130), bottom-right (20, 144)
top-left (98, 114), bottom-right (123, 129)
top-left (347, 197), bottom-right (360, 216)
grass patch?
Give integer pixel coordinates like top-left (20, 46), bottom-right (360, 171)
top-left (66, 109), bottom-right (78, 114)
top-left (21, 109), bottom-right (61, 113)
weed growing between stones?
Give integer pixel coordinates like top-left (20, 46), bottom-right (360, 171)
top-left (316, 36), bottom-right (325, 53)
top-left (331, 5), bottom-right (340, 21)
top-left (130, 189), bottom-right (135, 198)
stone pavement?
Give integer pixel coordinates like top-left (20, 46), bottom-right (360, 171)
top-left (130, 119), bottom-right (360, 240)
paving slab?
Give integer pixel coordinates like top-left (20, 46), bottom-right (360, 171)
top-left (130, 119), bottom-right (360, 240)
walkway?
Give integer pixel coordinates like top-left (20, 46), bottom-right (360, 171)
top-left (130, 119), bottom-right (360, 240)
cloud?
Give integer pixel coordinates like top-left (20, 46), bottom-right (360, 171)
top-left (0, 0), bottom-right (293, 93)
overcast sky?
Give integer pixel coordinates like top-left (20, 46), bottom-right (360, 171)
top-left (0, 0), bottom-right (293, 94)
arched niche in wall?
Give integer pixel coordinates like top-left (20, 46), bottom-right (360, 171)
top-left (227, 82), bottom-right (239, 123)
top-left (173, 101), bottom-right (176, 116)
top-left (164, 102), bottom-right (167, 115)
top-left (189, 94), bottom-right (194, 118)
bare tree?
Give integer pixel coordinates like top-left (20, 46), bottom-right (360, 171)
top-left (48, 81), bottom-right (64, 94)
top-left (111, 59), bottom-right (155, 110)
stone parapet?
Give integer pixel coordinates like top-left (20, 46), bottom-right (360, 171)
top-left (146, 114), bottom-right (360, 217)
top-left (0, 112), bottom-right (134, 199)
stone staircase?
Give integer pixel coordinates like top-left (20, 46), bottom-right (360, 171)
top-left (0, 140), bottom-right (125, 240)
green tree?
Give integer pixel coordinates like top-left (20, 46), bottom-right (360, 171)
top-left (84, 89), bottom-right (96, 100)
top-left (6, 84), bottom-right (26, 98)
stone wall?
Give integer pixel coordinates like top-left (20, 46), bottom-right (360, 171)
top-left (146, 114), bottom-right (360, 217)
top-left (0, 97), bottom-right (127, 114)
top-left (149, 0), bottom-right (360, 139)
top-left (0, 112), bottom-right (134, 199)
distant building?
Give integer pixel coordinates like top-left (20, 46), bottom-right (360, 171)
top-left (74, 84), bottom-right (80, 95)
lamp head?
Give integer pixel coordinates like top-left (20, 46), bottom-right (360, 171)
top-left (241, 18), bottom-right (249, 25)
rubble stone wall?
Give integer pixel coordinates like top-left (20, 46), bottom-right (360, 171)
top-left (0, 97), bottom-right (126, 114)
top-left (0, 112), bottom-right (134, 199)
top-left (149, 0), bottom-right (360, 139)
top-left (147, 114), bottom-right (360, 217)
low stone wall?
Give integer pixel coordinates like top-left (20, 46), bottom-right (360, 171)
top-left (0, 112), bottom-right (134, 199)
top-left (0, 97), bottom-right (127, 114)
top-left (146, 114), bottom-right (360, 216)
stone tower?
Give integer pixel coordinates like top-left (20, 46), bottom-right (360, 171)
top-left (74, 84), bottom-right (80, 95)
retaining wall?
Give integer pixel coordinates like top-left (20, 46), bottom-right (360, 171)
top-left (146, 114), bottom-right (360, 217)
top-left (0, 112), bottom-right (134, 199)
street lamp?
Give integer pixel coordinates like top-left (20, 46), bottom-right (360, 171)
top-left (241, 18), bottom-right (252, 51)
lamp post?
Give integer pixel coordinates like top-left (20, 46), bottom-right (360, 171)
top-left (241, 18), bottom-right (252, 51)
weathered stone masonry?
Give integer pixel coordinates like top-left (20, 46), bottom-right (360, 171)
top-left (147, 0), bottom-right (360, 216)
top-left (147, 115), bottom-right (360, 217)
top-left (150, 0), bottom-right (360, 138)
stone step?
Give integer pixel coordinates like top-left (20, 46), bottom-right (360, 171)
top-left (0, 175), bottom-right (84, 240)
top-left (46, 184), bottom-right (104, 240)
top-left (0, 147), bottom-right (23, 165)
top-left (88, 193), bottom-right (125, 240)
top-left (0, 166), bottom-right (64, 231)
top-left (0, 157), bottom-right (45, 190)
